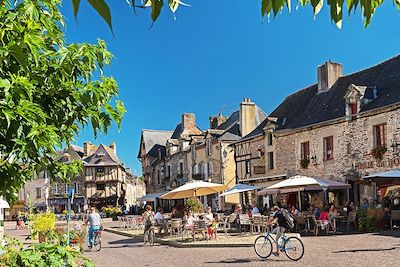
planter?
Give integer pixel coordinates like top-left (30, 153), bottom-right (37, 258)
top-left (38, 233), bottom-right (46, 243)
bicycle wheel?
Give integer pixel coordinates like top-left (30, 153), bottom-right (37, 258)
top-left (284, 237), bottom-right (304, 261)
top-left (149, 229), bottom-right (154, 246)
top-left (254, 236), bottom-right (273, 259)
top-left (94, 235), bottom-right (102, 251)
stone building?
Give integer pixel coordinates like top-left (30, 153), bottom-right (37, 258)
top-left (188, 99), bottom-right (267, 210)
top-left (239, 55), bottom-right (400, 207)
top-left (48, 145), bottom-right (86, 213)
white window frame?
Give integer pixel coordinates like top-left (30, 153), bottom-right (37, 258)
top-left (54, 183), bottom-right (59, 195)
top-left (35, 187), bottom-right (42, 199)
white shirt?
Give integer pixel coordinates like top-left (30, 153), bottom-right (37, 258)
top-left (155, 212), bottom-right (164, 224)
top-left (205, 213), bottom-right (213, 221)
top-left (252, 207), bottom-right (260, 214)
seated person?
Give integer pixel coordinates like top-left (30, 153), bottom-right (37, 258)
top-left (318, 207), bottom-right (331, 232)
top-left (155, 208), bottom-right (167, 234)
top-left (251, 203), bottom-right (260, 215)
top-left (183, 210), bottom-right (194, 232)
top-left (208, 213), bottom-right (219, 239)
top-left (310, 204), bottom-right (320, 218)
top-left (290, 205), bottom-right (301, 216)
top-left (205, 207), bottom-right (214, 222)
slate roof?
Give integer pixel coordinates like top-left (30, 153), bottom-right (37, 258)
top-left (138, 129), bottom-right (173, 158)
top-left (269, 55), bottom-right (400, 130)
top-left (236, 118), bottom-right (269, 143)
top-left (84, 144), bottom-right (121, 167)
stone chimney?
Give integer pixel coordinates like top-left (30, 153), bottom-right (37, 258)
top-left (182, 113), bottom-right (196, 131)
top-left (239, 98), bottom-right (256, 137)
top-left (109, 141), bottom-right (117, 156)
top-left (84, 141), bottom-right (92, 156)
top-left (317, 61), bottom-right (342, 93)
top-left (209, 113), bottom-right (227, 129)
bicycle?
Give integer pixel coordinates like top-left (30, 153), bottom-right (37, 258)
top-left (144, 226), bottom-right (155, 246)
top-left (91, 229), bottom-right (102, 251)
top-left (254, 228), bottom-right (304, 261)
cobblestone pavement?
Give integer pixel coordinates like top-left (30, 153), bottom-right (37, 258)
top-left (84, 230), bottom-right (400, 267)
top-left (5, 222), bottom-right (400, 267)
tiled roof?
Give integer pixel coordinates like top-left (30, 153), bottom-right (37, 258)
top-left (270, 55), bottom-right (400, 130)
top-left (84, 144), bottom-right (121, 166)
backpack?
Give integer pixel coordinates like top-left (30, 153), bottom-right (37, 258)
top-left (145, 212), bottom-right (156, 226)
top-left (281, 209), bottom-right (295, 230)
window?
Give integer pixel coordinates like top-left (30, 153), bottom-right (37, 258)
top-left (54, 183), bottom-right (59, 195)
top-left (96, 183), bottom-right (105, 190)
top-left (206, 139), bottom-right (212, 156)
top-left (323, 136), bottom-right (334, 161)
top-left (179, 162), bottom-right (184, 175)
top-left (300, 141), bottom-right (310, 160)
top-left (167, 166), bottom-right (171, 178)
top-left (245, 160), bottom-right (251, 174)
top-left (350, 103), bottom-right (358, 120)
top-left (207, 162), bottom-right (213, 177)
top-left (74, 182), bottom-right (80, 195)
top-left (35, 188), bottom-right (41, 199)
top-left (268, 152), bottom-right (274, 169)
top-left (157, 170), bottom-right (160, 184)
top-left (191, 145), bottom-right (196, 160)
top-left (96, 167), bottom-right (105, 174)
top-left (65, 184), bottom-right (69, 194)
top-left (267, 133), bottom-right (273, 146)
top-left (373, 123), bottom-right (387, 147)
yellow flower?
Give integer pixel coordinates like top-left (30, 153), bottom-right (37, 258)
top-left (66, 245), bottom-right (72, 251)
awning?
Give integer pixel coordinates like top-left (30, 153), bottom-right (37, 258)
top-left (363, 169), bottom-right (400, 181)
top-left (140, 192), bottom-right (168, 202)
top-left (220, 184), bottom-right (259, 197)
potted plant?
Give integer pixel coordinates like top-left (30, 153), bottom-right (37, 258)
top-left (186, 198), bottom-right (204, 214)
top-left (299, 158), bottom-right (310, 169)
top-left (371, 145), bottom-right (387, 160)
top-left (31, 213), bottom-right (56, 243)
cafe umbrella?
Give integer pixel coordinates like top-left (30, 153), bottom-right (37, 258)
top-left (257, 175), bottom-right (351, 210)
top-left (160, 180), bottom-right (227, 200)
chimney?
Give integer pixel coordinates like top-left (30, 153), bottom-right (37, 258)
top-left (83, 141), bottom-right (91, 156)
top-left (239, 98), bottom-right (256, 137)
top-left (317, 61), bottom-right (342, 93)
top-left (109, 141), bottom-right (117, 156)
top-left (182, 113), bottom-right (196, 130)
top-left (209, 113), bottom-right (227, 129)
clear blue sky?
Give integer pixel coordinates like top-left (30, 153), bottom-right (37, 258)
top-left (61, 0), bottom-right (400, 176)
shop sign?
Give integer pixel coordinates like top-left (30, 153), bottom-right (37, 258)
top-left (355, 157), bottom-right (400, 170)
top-left (254, 166), bottom-right (266, 174)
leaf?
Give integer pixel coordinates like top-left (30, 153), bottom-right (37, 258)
top-left (395, 0), bottom-right (400, 10)
top-left (72, 0), bottom-right (81, 18)
top-left (261, 0), bottom-right (272, 17)
top-left (311, 0), bottom-right (324, 15)
top-left (286, 0), bottom-right (291, 12)
top-left (272, 0), bottom-right (284, 17)
top-left (87, 0), bottom-right (113, 33)
top-left (151, 0), bottom-right (164, 23)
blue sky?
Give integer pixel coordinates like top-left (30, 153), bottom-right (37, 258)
top-left (61, 0), bottom-right (400, 176)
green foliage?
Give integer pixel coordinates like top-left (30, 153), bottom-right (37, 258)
top-left (0, 0), bottom-right (126, 202)
top-left (101, 206), bottom-right (122, 217)
top-left (386, 188), bottom-right (400, 199)
top-left (0, 235), bottom-right (93, 267)
top-left (371, 145), bottom-right (387, 160)
top-left (185, 198), bottom-right (204, 214)
top-left (31, 213), bottom-right (56, 239)
top-left (299, 158), bottom-right (310, 169)
top-left (356, 207), bottom-right (384, 232)
top-left (71, 0), bottom-right (399, 28)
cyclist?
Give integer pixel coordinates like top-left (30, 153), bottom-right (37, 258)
top-left (141, 205), bottom-right (155, 242)
top-left (265, 204), bottom-right (290, 257)
top-left (84, 207), bottom-right (101, 249)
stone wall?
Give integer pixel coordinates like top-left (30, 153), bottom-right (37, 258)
top-left (274, 106), bottom-right (400, 180)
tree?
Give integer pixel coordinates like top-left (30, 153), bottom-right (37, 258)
top-left (0, 0), bottom-right (126, 202)
top-left (72, 0), bottom-right (400, 29)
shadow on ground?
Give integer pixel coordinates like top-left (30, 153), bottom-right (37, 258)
top-left (204, 258), bottom-right (291, 264)
top-left (332, 247), bottom-right (399, 253)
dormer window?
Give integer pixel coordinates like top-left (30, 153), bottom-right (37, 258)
top-left (97, 152), bottom-right (105, 160)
